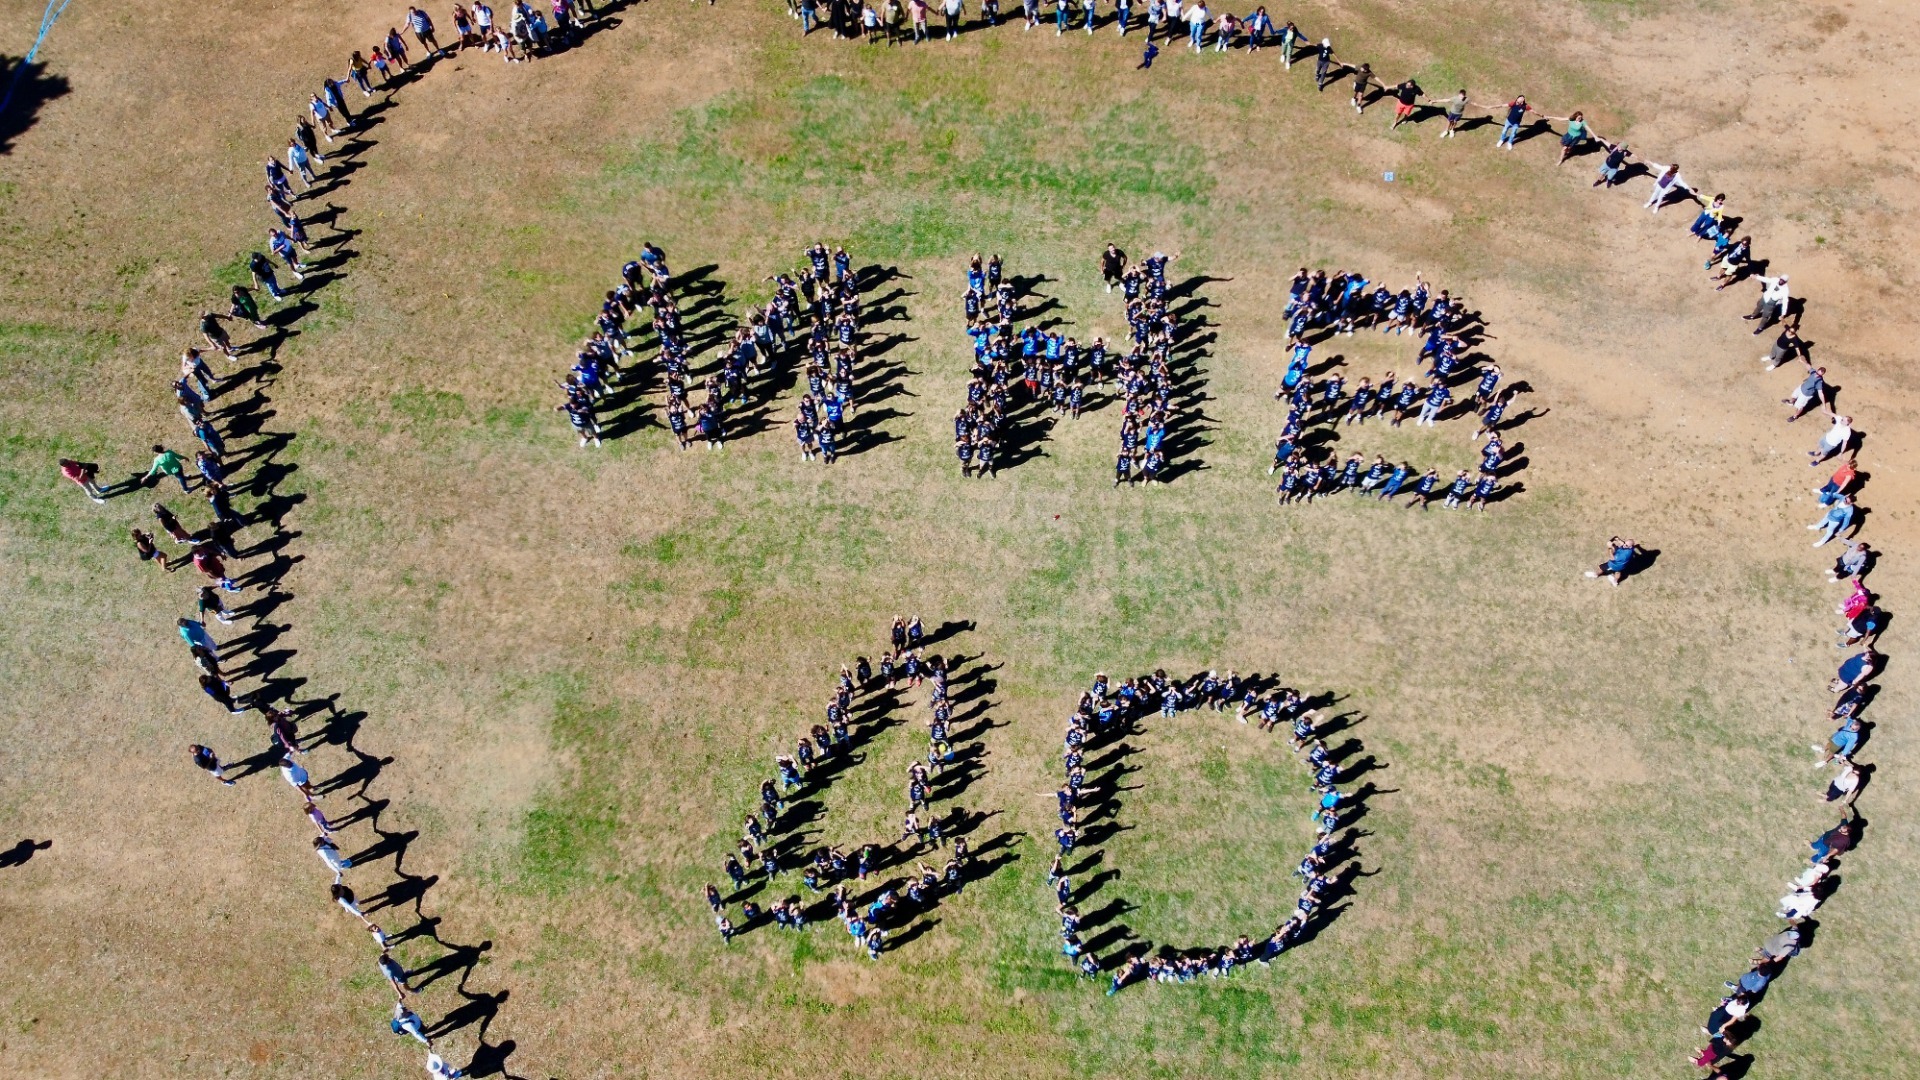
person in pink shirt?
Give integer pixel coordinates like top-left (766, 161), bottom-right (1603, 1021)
top-left (58, 458), bottom-right (105, 502)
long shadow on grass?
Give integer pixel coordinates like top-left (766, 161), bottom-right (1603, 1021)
top-left (120, 116), bottom-right (528, 1078)
top-left (711, 626), bottom-right (1019, 956)
top-left (1056, 672), bottom-right (1381, 991)
top-left (951, 268), bottom-right (1077, 477)
top-left (1108, 271), bottom-right (1219, 486)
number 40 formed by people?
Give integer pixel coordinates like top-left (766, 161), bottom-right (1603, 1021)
top-left (701, 622), bottom-right (1377, 991)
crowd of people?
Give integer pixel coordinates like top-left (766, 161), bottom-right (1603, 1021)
top-left (47, 0), bottom-right (1898, 1069)
top-left (553, 241), bottom-right (874, 456)
top-left (1104, 249), bottom-right (1194, 486)
top-left (52, 11), bottom-right (597, 1077)
top-left (552, 245), bottom-right (660, 446)
top-left (780, 244), bottom-right (871, 464)
top-left (1266, 266), bottom-right (1522, 508)
top-left (1047, 669), bottom-right (1355, 991)
top-left (380, 0), bottom-right (608, 64)
top-left (703, 618), bottom-right (981, 958)
top-left (951, 254), bottom-right (1095, 476)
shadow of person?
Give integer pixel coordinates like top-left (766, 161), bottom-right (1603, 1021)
top-left (0, 54), bottom-right (73, 155)
top-left (0, 838), bottom-right (52, 867)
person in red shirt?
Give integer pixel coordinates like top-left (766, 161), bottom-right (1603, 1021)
top-left (1815, 453), bottom-right (1855, 506)
top-left (191, 544), bottom-right (239, 591)
top-left (58, 458), bottom-right (105, 502)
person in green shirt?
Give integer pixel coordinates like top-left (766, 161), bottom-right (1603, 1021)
top-left (1556, 109), bottom-right (1592, 165)
top-left (144, 444), bottom-right (193, 492)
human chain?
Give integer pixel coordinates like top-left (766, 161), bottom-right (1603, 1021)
top-left (52, 8), bottom-right (625, 1078)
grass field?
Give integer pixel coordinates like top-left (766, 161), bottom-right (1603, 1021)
top-left (3, 0), bottom-right (1920, 1077)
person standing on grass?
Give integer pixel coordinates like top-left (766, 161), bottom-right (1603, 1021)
top-left (248, 251), bottom-right (289, 301)
top-left (1744, 274), bottom-right (1790, 334)
top-left (1404, 467), bottom-right (1440, 509)
top-left (1184, 0), bottom-right (1208, 50)
top-left (201, 672), bottom-right (243, 713)
top-left (392, 1001), bottom-right (431, 1046)
top-left (409, 7), bottom-right (444, 57)
top-left (323, 77), bottom-right (355, 127)
top-left (332, 881), bottom-right (371, 921)
top-left (177, 616), bottom-right (220, 656)
top-left (307, 94), bottom-right (340, 145)
top-left (1585, 536), bottom-right (1640, 585)
top-left (1554, 110), bottom-right (1590, 164)
top-left (269, 228), bottom-right (308, 281)
top-left (1806, 413), bottom-right (1852, 465)
top-left (1762, 322), bottom-right (1805, 370)
top-left (58, 459), bottom-right (106, 502)
top-left (349, 51), bottom-right (376, 95)
top-left (1467, 473), bottom-right (1497, 510)
top-left (1690, 192), bottom-right (1727, 240)
top-left (190, 744), bottom-right (236, 785)
top-left (314, 835), bottom-right (353, 881)
top-left (1348, 62), bottom-right (1373, 112)
top-left (910, 0), bottom-right (928, 41)
top-left (1377, 461), bottom-right (1409, 501)
top-left (1416, 379), bottom-right (1450, 426)
top-left (385, 26), bottom-right (413, 69)
top-left (1495, 95), bottom-right (1532, 149)
top-left (1822, 760), bottom-right (1864, 806)
top-left (1832, 646), bottom-right (1878, 693)
top-left (1708, 235), bottom-right (1753, 289)
top-left (189, 542), bottom-right (239, 592)
top-left (132, 528), bottom-right (177, 571)
top-left (942, 0), bottom-right (962, 38)
top-left (1782, 366), bottom-right (1828, 421)
top-left (265, 156), bottom-right (294, 204)
top-left (1473, 387), bottom-right (1513, 442)
top-left (304, 797), bottom-right (336, 837)
top-left (1592, 139), bottom-right (1631, 187)
top-left (1815, 453), bottom-right (1856, 507)
top-left (1642, 161), bottom-right (1692, 212)
top-left (199, 311), bottom-right (240, 359)
top-left (286, 137), bottom-right (319, 190)
top-left (1811, 717), bottom-right (1863, 769)
top-left (378, 950), bottom-right (410, 997)
top-left (229, 285), bottom-right (269, 331)
top-left (1829, 540), bottom-right (1871, 581)
top-left (1313, 36), bottom-right (1334, 89)
top-left (1808, 494), bottom-right (1855, 547)
top-left (145, 444), bottom-right (193, 492)
top-left (1387, 79), bottom-right (1421, 129)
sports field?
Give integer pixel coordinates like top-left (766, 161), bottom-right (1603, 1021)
top-left (3, 1), bottom-right (1919, 1077)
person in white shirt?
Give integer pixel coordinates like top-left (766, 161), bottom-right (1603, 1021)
top-left (1776, 886), bottom-right (1820, 921)
top-left (1641, 162), bottom-right (1691, 212)
top-left (1183, 0), bottom-right (1208, 49)
top-left (1808, 414), bottom-right (1853, 466)
top-left (1743, 273), bottom-right (1790, 333)
top-left (313, 835), bottom-right (353, 881)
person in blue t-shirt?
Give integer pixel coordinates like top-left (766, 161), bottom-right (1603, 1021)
top-left (1586, 536), bottom-right (1641, 585)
